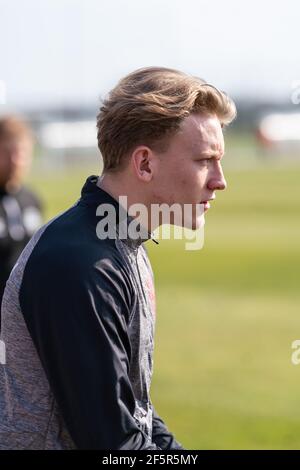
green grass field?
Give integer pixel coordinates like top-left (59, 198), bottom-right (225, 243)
top-left (28, 160), bottom-right (300, 449)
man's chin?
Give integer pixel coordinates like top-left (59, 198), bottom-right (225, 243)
top-left (171, 215), bottom-right (205, 231)
top-left (188, 219), bottom-right (205, 231)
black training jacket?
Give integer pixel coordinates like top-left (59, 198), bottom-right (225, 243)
top-left (0, 175), bottom-right (183, 450)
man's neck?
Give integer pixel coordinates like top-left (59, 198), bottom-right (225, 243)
top-left (97, 173), bottom-right (153, 234)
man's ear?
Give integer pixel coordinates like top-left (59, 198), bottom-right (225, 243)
top-left (131, 146), bottom-right (154, 182)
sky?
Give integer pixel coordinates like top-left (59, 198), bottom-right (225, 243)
top-left (0, 0), bottom-right (300, 109)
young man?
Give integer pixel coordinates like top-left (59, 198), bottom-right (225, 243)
top-left (0, 67), bottom-right (236, 449)
top-left (0, 117), bottom-right (43, 313)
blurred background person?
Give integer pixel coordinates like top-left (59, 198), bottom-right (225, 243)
top-left (0, 116), bottom-right (43, 311)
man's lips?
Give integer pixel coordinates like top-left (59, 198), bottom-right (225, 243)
top-left (200, 198), bottom-right (215, 212)
top-left (202, 201), bottom-right (210, 211)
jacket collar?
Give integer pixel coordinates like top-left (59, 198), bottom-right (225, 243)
top-left (80, 175), bottom-right (158, 249)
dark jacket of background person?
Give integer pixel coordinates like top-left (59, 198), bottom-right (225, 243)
top-left (0, 185), bottom-right (42, 307)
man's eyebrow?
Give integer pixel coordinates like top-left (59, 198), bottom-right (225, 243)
top-left (197, 151), bottom-right (224, 160)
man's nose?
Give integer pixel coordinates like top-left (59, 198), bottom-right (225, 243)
top-left (207, 162), bottom-right (227, 191)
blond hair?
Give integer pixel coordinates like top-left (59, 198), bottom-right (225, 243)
top-left (97, 67), bottom-right (236, 172)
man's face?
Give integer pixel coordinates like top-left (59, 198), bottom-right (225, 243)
top-left (151, 113), bottom-right (226, 230)
top-left (0, 137), bottom-right (33, 189)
